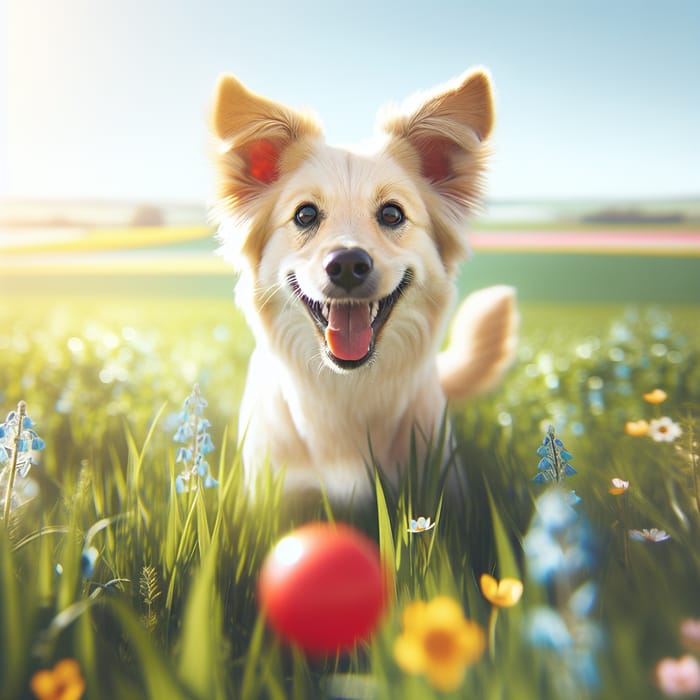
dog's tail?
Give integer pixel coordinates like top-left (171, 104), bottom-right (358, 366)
top-left (437, 285), bottom-right (519, 401)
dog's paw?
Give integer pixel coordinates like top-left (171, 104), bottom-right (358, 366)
top-left (437, 285), bottom-right (519, 400)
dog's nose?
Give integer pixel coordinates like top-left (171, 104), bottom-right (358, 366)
top-left (323, 248), bottom-right (373, 292)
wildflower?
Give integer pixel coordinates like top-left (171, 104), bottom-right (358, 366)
top-left (480, 574), bottom-right (523, 608)
top-left (532, 425), bottom-right (576, 484)
top-left (481, 574), bottom-right (523, 660)
top-left (625, 420), bottom-right (650, 436)
top-left (30, 658), bottom-right (85, 700)
top-left (526, 607), bottom-right (573, 649)
top-left (608, 478), bottom-right (630, 495)
top-left (629, 528), bottom-right (671, 543)
top-left (393, 596), bottom-right (485, 692)
top-left (531, 488), bottom-right (580, 534)
top-left (648, 417), bottom-right (682, 443)
top-left (0, 404), bottom-right (46, 476)
top-left (408, 516), bottom-right (435, 533)
top-left (680, 619), bottom-right (700, 653)
top-left (172, 384), bottom-right (218, 493)
top-left (1, 401), bottom-right (45, 522)
top-left (524, 487), bottom-right (601, 691)
top-left (655, 655), bottom-right (700, 697)
top-left (80, 546), bottom-right (99, 579)
top-left (525, 608), bottom-right (602, 692)
top-left (644, 388), bottom-right (668, 405)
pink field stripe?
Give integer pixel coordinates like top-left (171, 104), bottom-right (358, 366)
top-left (469, 230), bottom-right (700, 255)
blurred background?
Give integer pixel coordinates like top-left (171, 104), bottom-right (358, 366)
top-left (1, 0), bottom-right (699, 300)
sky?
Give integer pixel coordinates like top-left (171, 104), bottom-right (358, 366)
top-left (2, 0), bottom-right (699, 203)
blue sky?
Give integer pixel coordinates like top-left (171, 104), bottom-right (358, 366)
top-left (2, 0), bottom-right (699, 202)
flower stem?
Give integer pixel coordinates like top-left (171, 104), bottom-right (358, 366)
top-left (689, 417), bottom-right (700, 513)
top-left (693, 463), bottom-right (700, 514)
top-left (488, 605), bottom-right (499, 661)
top-left (3, 401), bottom-right (26, 527)
top-left (618, 495), bottom-right (631, 571)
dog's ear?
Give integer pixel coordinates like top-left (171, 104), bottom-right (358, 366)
top-left (380, 69), bottom-right (494, 265)
top-left (211, 75), bottom-right (322, 203)
top-left (382, 68), bottom-right (493, 184)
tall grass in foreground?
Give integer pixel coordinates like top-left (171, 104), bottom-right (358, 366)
top-left (0, 299), bottom-right (699, 699)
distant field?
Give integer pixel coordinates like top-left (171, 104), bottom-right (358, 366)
top-left (459, 252), bottom-right (700, 303)
top-left (1, 221), bottom-right (699, 303)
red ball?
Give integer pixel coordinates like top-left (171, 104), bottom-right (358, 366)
top-left (257, 522), bottom-right (388, 655)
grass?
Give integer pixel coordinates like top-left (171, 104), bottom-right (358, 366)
top-left (1, 293), bottom-right (700, 699)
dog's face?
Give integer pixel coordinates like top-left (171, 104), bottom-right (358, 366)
top-left (211, 71), bottom-right (494, 374)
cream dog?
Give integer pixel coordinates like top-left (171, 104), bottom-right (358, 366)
top-left (210, 69), bottom-right (517, 504)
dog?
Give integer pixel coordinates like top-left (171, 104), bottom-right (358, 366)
top-left (209, 68), bottom-right (518, 506)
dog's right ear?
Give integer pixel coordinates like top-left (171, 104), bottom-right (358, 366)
top-left (211, 75), bottom-right (322, 207)
top-left (379, 69), bottom-right (494, 267)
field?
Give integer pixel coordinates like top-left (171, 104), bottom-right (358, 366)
top-left (1, 211), bottom-right (700, 699)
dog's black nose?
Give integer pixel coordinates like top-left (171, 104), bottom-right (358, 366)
top-left (323, 248), bottom-right (373, 291)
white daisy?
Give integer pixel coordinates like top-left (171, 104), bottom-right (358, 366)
top-left (648, 416), bottom-right (682, 443)
top-left (629, 528), bottom-right (671, 543)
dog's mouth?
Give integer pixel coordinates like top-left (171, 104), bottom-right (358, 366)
top-left (288, 270), bottom-right (412, 369)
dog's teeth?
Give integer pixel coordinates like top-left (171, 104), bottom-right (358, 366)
top-left (370, 302), bottom-right (379, 323)
top-left (322, 303), bottom-right (330, 322)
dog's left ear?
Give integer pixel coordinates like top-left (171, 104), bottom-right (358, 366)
top-left (381, 68), bottom-right (494, 264)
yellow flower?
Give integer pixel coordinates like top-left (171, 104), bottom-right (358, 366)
top-left (608, 478), bottom-right (630, 495)
top-left (394, 597), bottom-right (485, 692)
top-left (625, 420), bottom-right (649, 436)
top-left (30, 659), bottom-right (85, 700)
top-left (479, 574), bottom-right (524, 608)
top-left (643, 388), bottom-right (668, 404)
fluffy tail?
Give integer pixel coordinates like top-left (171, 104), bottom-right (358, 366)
top-left (437, 285), bottom-right (519, 401)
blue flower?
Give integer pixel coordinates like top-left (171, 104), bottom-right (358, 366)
top-left (175, 473), bottom-right (189, 494)
top-left (80, 546), bottom-right (99, 579)
top-left (175, 447), bottom-right (192, 463)
top-left (171, 384), bottom-right (218, 493)
top-left (526, 607), bottom-right (573, 649)
top-left (523, 528), bottom-right (566, 583)
top-left (524, 486), bottom-right (601, 691)
top-left (173, 423), bottom-right (194, 443)
top-left (0, 402), bottom-right (45, 512)
top-left (569, 581), bottom-right (598, 618)
top-left (195, 456), bottom-right (209, 478)
top-left (532, 488), bottom-right (579, 533)
top-left (184, 392), bottom-right (208, 414)
top-left (532, 425), bottom-right (576, 484)
top-left (31, 437), bottom-right (45, 451)
top-left (199, 433), bottom-right (215, 455)
top-left (203, 474), bottom-right (219, 489)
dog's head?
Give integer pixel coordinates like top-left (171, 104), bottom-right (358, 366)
top-left (211, 70), bottom-right (493, 372)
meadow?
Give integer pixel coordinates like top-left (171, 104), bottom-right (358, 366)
top-left (1, 221), bottom-right (700, 698)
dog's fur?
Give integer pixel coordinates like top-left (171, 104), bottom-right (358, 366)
top-left (210, 69), bottom-right (518, 504)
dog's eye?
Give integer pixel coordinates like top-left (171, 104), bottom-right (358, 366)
top-left (294, 204), bottom-right (318, 227)
top-left (379, 203), bottom-right (404, 227)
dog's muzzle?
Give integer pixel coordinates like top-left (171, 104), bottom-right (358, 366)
top-left (288, 251), bottom-right (412, 370)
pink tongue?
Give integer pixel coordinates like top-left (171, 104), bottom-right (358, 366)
top-left (325, 304), bottom-right (373, 361)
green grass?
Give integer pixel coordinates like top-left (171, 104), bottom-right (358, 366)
top-left (458, 253), bottom-right (700, 303)
top-left (1, 294), bottom-right (700, 699)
